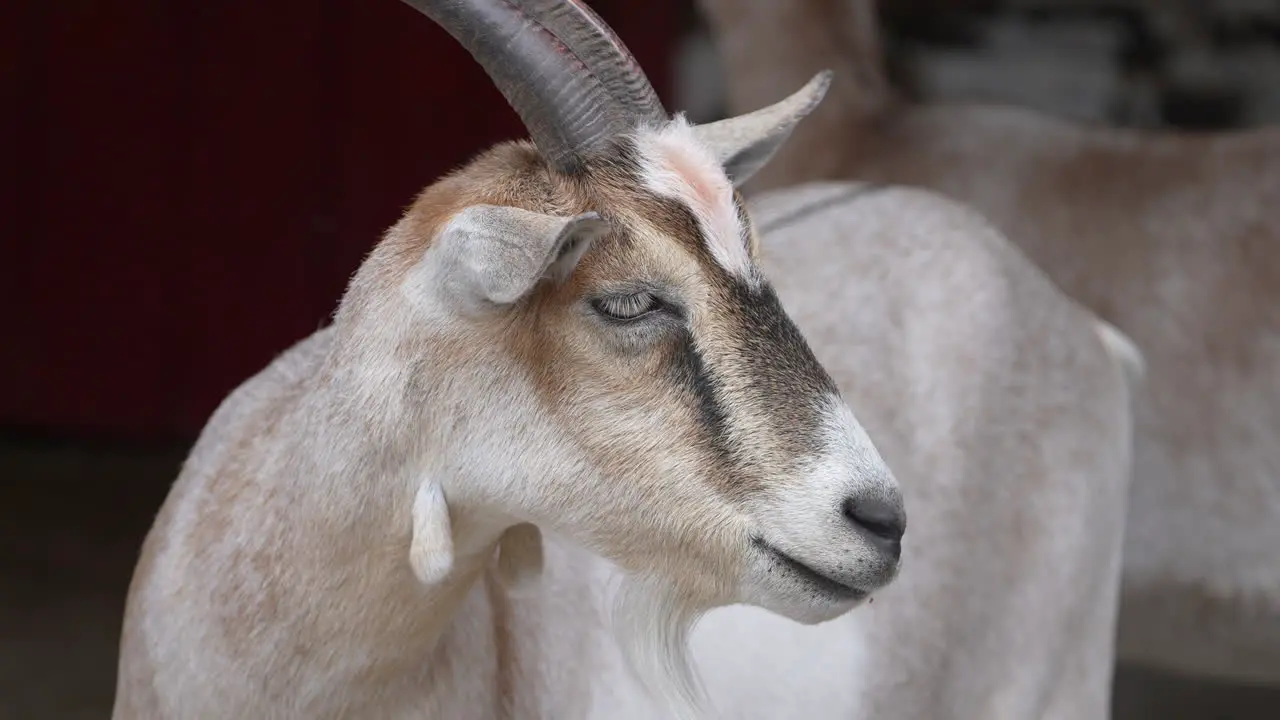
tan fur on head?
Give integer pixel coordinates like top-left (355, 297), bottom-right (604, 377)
top-left (339, 118), bottom-right (903, 612)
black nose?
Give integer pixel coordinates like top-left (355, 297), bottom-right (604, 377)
top-left (842, 496), bottom-right (906, 559)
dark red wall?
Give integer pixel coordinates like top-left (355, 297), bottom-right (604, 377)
top-left (2, 0), bottom-right (677, 439)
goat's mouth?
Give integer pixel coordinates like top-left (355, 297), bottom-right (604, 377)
top-left (751, 537), bottom-right (868, 601)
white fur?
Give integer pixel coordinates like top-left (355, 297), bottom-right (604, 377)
top-left (410, 479), bottom-right (455, 585)
top-left (634, 117), bottom-right (755, 283)
top-left (741, 395), bottom-right (900, 623)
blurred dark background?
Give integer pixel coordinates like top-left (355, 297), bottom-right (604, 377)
top-left (2, 0), bottom-right (1278, 717)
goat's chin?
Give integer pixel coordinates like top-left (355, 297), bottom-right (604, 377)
top-left (739, 569), bottom-right (868, 625)
top-left (611, 576), bottom-right (709, 720)
top-left (748, 588), bottom-right (864, 626)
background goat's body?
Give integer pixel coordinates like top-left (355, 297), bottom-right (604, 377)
top-left (115, 183), bottom-right (1137, 718)
top-left (699, 0), bottom-right (1280, 684)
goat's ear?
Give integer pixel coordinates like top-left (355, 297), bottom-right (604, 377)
top-left (435, 205), bottom-right (609, 306)
top-left (692, 71), bottom-right (831, 187)
top-left (495, 523), bottom-right (544, 590)
top-left (409, 479), bottom-right (454, 586)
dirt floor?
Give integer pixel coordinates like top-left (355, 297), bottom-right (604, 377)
top-left (1, 433), bottom-right (1277, 719)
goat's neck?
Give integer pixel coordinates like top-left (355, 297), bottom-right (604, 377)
top-left (405, 510), bottom-right (511, 649)
top-left (300, 327), bottom-right (519, 656)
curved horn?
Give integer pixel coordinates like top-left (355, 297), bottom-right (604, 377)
top-left (401, 0), bottom-right (659, 172)
top-left (527, 0), bottom-right (668, 124)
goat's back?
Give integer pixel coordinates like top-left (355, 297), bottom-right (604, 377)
top-left (690, 183), bottom-right (1137, 719)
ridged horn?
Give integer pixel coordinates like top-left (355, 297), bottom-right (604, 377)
top-left (525, 0), bottom-right (668, 124)
top-left (400, 0), bottom-right (665, 172)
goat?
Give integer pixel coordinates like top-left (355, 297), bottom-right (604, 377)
top-left (699, 0), bottom-right (1280, 686)
top-left (111, 1), bottom-right (907, 717)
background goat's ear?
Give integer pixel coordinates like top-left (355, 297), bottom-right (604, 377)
top-left (436, 205), bottom-right (608, 306)
top-left (692, 71), bottom-right (831, 187)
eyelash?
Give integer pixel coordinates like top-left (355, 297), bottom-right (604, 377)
top-left (591, 292), bottom-right (661, 321)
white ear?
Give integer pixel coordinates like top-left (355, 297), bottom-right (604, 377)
top-left (692, 71), bottom-right (831, 187)
top-left (495, 523), bottom-right (544, 589)
top-left (435, 205), bottom-right (609, 305)
top-left (409, 479), bottom-right (454, 586)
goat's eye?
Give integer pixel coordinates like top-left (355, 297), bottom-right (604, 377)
top-left (591, 292), bottom-right (660, 321)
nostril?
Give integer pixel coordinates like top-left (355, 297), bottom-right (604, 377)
top-left (842, 496), bottom-right (907, 546)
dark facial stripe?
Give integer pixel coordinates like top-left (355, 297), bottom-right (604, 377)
top-left (669, 253), bottom-right (841, 477)
top-left (668, 330), bottom-right (736, 463)
top-left (725, 277), bottom-right (840, 451)
top-left (666, 275), bottom-right (839, 487)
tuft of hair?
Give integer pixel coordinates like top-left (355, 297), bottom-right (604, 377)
top-left (610, 574), bottom-right (711, 720)
top-left (631, 114), bottom-right (756, 286)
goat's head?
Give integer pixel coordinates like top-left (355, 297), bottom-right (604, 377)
top-left (348, 0), bottom-right (904, 628)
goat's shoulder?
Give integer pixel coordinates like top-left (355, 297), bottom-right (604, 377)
top-left (138, 328), bottom-right (327, 569)
top-left (140, 328), bottom-right (334, 565)
top-left (182, 328), bottom-right (335, 481)
top-left (118, 328), bottom-right (336, 707)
